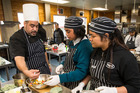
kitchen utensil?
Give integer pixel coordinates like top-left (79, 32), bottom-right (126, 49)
top-left (26, 74), bottom-right (50, 89)
top-left (12, 73), bottom-right (28, 87)
top-left (20, 83), bottom-right (32, 93)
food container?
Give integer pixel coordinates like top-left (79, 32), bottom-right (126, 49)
top-left (52, 46), bottom-right (58, 52)
top-left (26, 74), bottom-right (50, 89)
top-left (20, 88), bottom-right (32, 93)
top-left (20, 84), bottom-right (32, 93)
top-left (12, 73), bottom-right (28, 87)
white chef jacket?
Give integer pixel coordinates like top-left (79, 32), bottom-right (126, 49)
top-left (124, 34), bottom-right (140, 52)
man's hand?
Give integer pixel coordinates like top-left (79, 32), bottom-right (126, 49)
top-left (23, 69), bottom-right (40, 79)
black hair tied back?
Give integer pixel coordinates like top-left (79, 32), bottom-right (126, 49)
top-left (73, 26), bottom-right (86, 39)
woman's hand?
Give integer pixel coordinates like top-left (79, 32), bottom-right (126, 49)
top-left (55, 64), bottom-right (64, 74)
top-left (71, 82), bottom-right (85, 93)
top-left (44, 75), bottom-right (60, 86)
top-left (95, 86), bottom-right (117, 93)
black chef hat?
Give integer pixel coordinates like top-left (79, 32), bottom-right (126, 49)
top-left (129, 27), bottom-right (136, 32)
top-left (89, 17), bottom-right (117, 34)
top-left (64, 16), bottom-right (83, 28)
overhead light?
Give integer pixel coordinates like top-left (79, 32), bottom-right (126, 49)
top-left (132, 9), bottom-right (136, 13)
top-left (0, 21), bottom-right (4, 25)
top-left (41, 0), bottom-right (69, 4)
top-left (115, 11), bottom-right (120, 14)
top-left (105, 0), bottom-right (108, 9)
top-left (92, 7), bottom-right (108, 11)
top-left (132, 0), bottom-right (136, 13)
top-left (92, 0), bottom-right (108, 11)
top-left (43, 22), bottom-right (52, 25)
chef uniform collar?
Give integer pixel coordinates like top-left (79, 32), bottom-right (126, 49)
top-left (73, 36), bottom-right (87, 46)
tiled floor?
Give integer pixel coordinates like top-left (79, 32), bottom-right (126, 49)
top-left (0, 56), bottom-right (65, 82)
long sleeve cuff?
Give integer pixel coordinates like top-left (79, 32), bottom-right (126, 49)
top-left (124, 85), bottom-right (139, 93)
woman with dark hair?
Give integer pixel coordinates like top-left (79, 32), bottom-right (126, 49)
top-left (44, 16), bottom-right (93, 89)
top-left (72, 17), bottom-right (140, 93)
top-left (124, 27), bottom-right (140, 53)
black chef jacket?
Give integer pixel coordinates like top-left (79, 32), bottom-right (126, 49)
top-left (9, 27), bottom-right (45, 61)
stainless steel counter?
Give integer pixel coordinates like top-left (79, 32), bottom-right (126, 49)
top-left (0, 44), bottom-right (10, 61)
top-left (46, 49), bottom-right (68, 64)
top-left (0, 57), bottom-right (12, 81)
top-left (0, 44), bottom-right (8, 49)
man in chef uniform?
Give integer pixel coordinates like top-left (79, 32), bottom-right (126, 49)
top-left (9, 4), bottom-right (51, 79)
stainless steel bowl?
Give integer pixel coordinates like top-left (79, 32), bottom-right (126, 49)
top-left (12, 73), bottom-right (28, 87)
top-left (26, 74), bottom-right (50, 89)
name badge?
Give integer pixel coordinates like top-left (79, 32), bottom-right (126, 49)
top-left (106, 62), bottom-right (115, 69)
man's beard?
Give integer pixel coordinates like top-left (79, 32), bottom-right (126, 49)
top-left (30, 31), bottom-right (37, 36)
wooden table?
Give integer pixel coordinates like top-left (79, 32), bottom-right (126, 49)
top-left (29, 84), bottom-right (71, 93)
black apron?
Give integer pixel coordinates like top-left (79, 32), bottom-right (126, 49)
top-left (126, 36), bottom-right (135, 49)
top-left (89, 55), bottom-right (117, 90)
top-left (54, 31), bottom-right (63, 44)
top-left (62, 43), bottom-right (81, 89)
top-left (23, 30), bottom-right (50, 74)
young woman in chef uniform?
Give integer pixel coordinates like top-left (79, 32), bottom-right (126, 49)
top-left (45, 16), bottom-right (93, 89)
top-left (72, 17), bottom-right (140, 93)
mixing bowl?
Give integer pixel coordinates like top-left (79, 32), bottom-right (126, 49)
top-left (26, 74), bottom-right (50, 89)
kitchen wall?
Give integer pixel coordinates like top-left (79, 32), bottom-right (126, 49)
top-left (50, 5), bottom-right (72, 22)
top-left (99, 11), bottom-right (114, 20)
top-left (49, 4), bottom-right (114, 35)
top-left (0, 0), bottom-right (115, 42)
top-left (0, 0), bottom-right (4, 41)
top-left (76, 8), bottom-right (91, 24)
top-left (0, 0), bottom-right (46, 42)
top-left (0, 0), bottom-right (115, 25)
top-left (89, 11), bottom-right (114, 20)
top-left (0, 0), bottom-right (4, 21)
top-left (42, 25), bottom-right (54, 39)
top-left (0, 23), bottom-right (19, 42)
